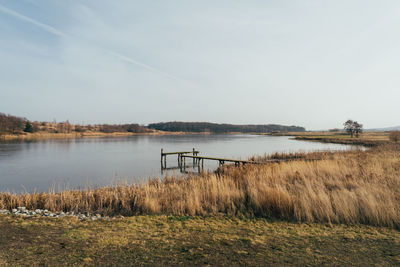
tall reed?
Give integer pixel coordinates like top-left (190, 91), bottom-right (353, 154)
top-left (1, 145), bottom-right (399, 227)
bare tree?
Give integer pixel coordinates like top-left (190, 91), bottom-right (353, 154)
top-left (344, 120), bottom-right (363, 138)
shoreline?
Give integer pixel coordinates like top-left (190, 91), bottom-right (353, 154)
top-left (1, 144), bottom-right (399, 223)
top-left (0, 131), bottom-right (281, 141)
top-left (0, 130), bottom-right (194, 141)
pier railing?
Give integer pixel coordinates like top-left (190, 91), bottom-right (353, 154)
top-left (160, 148), bottom-right (199, 169)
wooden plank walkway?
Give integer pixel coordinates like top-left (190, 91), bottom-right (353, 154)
top-left (180, 154), bottom-right (281, 169)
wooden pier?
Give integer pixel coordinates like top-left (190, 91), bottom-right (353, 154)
top-left (160, 148), bottom-right (199, 169)
top-left (161, 149), bottom-right (319, 174)
top-left (180, 155), bottom-right (281, 170)
top-left (160, 148), bottom-right (287, 173)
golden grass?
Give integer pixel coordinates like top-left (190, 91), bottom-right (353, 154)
top-left (1, 145), bottom-right (400, 227)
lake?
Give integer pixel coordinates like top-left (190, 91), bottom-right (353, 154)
top-left (0, 134), bottom-right (355, 193)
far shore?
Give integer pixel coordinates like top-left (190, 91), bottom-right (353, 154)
top-left (0, 130), bottom-right (197, 141)
top-left (1, 131), bottom-right (392, 145)
top-left (0, 130), bottom-right (280, 141)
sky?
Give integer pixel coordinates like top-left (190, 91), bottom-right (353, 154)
top-left (0, 0), bottom-right (400, 130)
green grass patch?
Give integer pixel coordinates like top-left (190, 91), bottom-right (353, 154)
top-left (0, 214), bottom-right (399, 266)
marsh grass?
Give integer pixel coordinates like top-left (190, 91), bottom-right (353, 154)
top-left (1, 145), bottom-right (400, 227)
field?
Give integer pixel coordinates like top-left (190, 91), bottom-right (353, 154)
top-left (1, 215), bottom-right (399, 266)
top-left (291, 131), bottom-right (391, 146)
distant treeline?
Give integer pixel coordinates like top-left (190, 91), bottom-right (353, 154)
top-left (148, 122), bottom-right (305, 133)
top-left (0, 113), bottom-right (27, 134)
top-left (97, 124), bottom-right (148, 133)
top-left (1, 112), bottom-right (306, 135)
top-left (0, 113), bottom-right (148, 135)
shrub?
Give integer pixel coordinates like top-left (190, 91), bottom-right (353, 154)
top-left (389, 131), bottom-right (400, 142)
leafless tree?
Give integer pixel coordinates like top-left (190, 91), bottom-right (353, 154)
top-left (344, 120), bottom-right (363, 137)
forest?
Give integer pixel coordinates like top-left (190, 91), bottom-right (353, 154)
top-left (148, 121), bottom-right (305, 133)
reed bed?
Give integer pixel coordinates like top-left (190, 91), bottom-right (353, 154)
top-left (1, 145), bottom-right (400, 227)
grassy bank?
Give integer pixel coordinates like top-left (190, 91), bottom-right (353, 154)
top-left (1, 145), bottom-right (399, 228)
top-left (0, 130), bottom-right (189, 141)
top-left (1, 214), bottom-right (399, 266)
top-left (292, 131), bottom-right (391, 147)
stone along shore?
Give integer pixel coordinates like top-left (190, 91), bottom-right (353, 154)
top-left (0, 207), bottom-right (124, 220)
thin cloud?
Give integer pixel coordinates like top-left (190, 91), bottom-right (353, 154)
top-left (0, 3), bottom-right (185, 82)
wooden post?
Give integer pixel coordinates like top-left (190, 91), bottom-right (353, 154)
top-left (184, 157), bottom-right (186, 171)
top-left (161, 148), bottom-right (164, 169)
top-left (192, 148), bottom-right (196, 165)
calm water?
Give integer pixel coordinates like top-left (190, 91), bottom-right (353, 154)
top-left (0, 134), bottom-right (355, 192)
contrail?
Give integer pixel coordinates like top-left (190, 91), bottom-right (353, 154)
top-left (0, 3), bottom-right (185, 82)
top-left (105, 50), bottom-right (185, 82)
top-left (0, 5), bottom-right (67, 38)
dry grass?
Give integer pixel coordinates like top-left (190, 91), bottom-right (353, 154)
top-left (1, 145), bottom-right (400, 228)
top-left (293, 131), bottom-right (392, 147)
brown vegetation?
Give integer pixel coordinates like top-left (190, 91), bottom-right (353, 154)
top-left (293, 131), bottom-right (392, 147)
top-left (1, 145), bottom-right (399, 228)
top-left (0, 112), bottom-right (150, 140)
top-left (389, 131), bottom-right (400, 143)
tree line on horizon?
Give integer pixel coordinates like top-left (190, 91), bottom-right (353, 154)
top-left (0, 113), bottom-right (148, 135)
top-left (148, 121), bottom-right (306, 133)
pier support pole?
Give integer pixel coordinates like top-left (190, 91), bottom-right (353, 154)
top-left (161, 148), bottom-right (164, 169)
top-left (192, 148), bottom-right (196, 165)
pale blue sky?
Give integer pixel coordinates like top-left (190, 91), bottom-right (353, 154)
top-left (1, 0), bottom-right (399, 130)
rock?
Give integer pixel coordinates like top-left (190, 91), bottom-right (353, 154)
top-left (17, 207), bottom-right (26, 212)
top-left (0, 207), bottom-right (122, 220)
